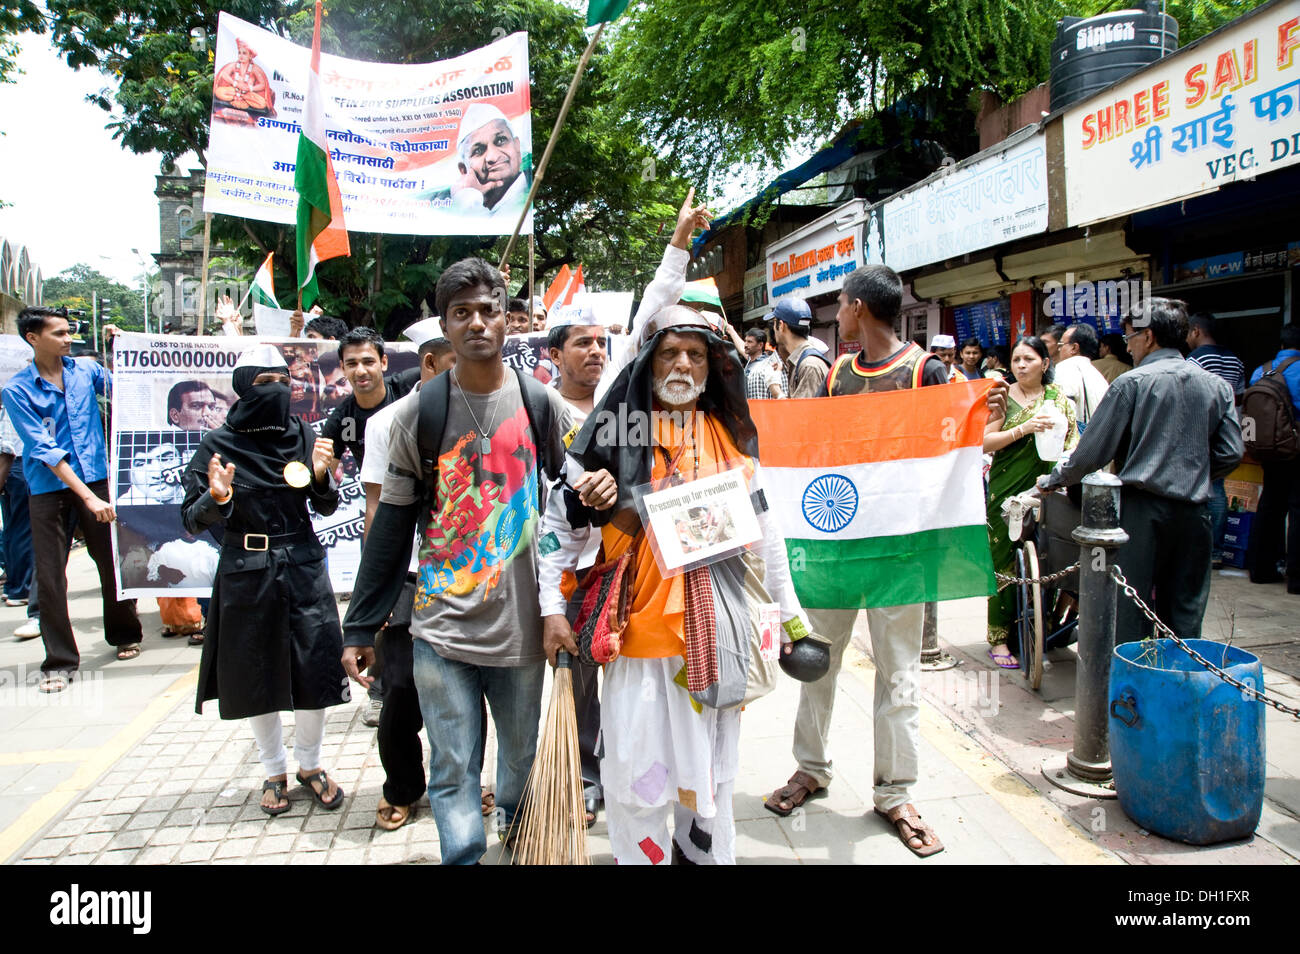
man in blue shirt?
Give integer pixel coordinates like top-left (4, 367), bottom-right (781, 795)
top-left (1, 308), bottom-right (143, 692)
top-left (1247, 324), bottom-right (1300, 593)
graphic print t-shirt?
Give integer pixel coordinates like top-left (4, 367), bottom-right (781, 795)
top-left (381, 373), bottom-right (571, 665)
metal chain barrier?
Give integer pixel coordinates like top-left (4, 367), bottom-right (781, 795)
top-left (993, 562), bottom-right (1079, 592)
top-left (1109, 564), bottom-right (1300, 721)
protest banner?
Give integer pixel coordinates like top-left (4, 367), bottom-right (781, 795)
top-left (108, 333), bottom-right (416, 598)
top-left (203, 12), bottom-right (533, 235)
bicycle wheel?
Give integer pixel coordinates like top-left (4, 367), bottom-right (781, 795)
top-left (1023, 541), bottom-right (1045, 689)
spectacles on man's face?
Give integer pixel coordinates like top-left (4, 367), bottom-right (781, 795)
top-left (1123, 329), bottom-right (1146, 342)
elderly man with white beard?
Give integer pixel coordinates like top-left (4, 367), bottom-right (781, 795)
top-left (539, 303), bottom-right (812, 865)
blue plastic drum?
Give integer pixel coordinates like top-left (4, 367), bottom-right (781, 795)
top-left (1109, 638), bottom-right (1265, 845)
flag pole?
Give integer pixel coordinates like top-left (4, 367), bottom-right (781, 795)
top-left (197, 212), bottom-right (213, 335)
top-left (499, 21), bottom-right (606, 269)
top-left (528, 232), bottom-right (535, 305)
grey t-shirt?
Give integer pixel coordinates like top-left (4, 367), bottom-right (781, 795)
top-left (381, 372), bottom-right (572, 665)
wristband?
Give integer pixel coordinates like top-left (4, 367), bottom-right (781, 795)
top-left (211, 488), bottom-right (233, 505)
top-left (783, 618), bottom-right (810, 641)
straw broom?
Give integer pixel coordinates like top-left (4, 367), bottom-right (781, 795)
top-left (509, 650), bottom-right (590, 865)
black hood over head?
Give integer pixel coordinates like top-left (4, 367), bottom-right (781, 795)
top-left (568, 309), bottom-right (757, 514)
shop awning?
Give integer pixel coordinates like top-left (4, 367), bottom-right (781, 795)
top-left (911, 223), bottom-right (1148, 305)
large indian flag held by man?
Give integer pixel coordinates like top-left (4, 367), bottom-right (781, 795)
top-left (749, 379), bottom-right (996, 609)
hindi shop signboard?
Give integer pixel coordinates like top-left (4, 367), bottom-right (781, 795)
top-left (1064, 2), bottom-right (1300, 227)
top-left (881, 133), bottom-right (1049, 273)
top-left (203, 13), bottom-right (533, 235)
top-left (766, 199), bottom-right (866, 307)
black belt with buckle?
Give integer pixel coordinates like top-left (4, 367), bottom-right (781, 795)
top-left (232, 529), bottom-right (313, 551)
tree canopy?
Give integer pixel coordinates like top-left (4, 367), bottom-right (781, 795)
top-left (605, 0), bottom-right (1274, 188)
top-left (40, 0), bottom-right (688, 331)
top-left (42, 263), bottom-right (150, 331)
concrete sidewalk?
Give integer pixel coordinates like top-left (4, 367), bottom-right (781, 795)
top-left (1, 549), bottom-right (1297, 864)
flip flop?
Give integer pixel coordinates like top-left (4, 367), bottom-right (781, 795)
top-left (260, 778), bottom-right (291, 816)
top-left (988, 648), bottom-right (1019, 669)
top-left (296, 769), bottom-right (345, 810)
top-left (116, 644), bottom-right (142, 661)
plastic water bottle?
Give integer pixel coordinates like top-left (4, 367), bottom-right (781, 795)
top-left (1034, 405), bottom-right (1068, 461)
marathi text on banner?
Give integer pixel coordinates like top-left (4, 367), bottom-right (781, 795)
top-left (202, 13), bottom-right (533, 236)
top-left (108, 333), bottom-right (417, 599)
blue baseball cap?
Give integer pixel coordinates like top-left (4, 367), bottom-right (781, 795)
top-left (768, 298), bottom-right (812, 331)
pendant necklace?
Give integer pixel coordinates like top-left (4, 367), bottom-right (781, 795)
top-left (453, 369), bottom-right (503, 455)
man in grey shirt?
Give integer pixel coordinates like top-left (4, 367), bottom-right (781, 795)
top-left (340, 258), bottom-right (615, 864)
top-left (1039, 298), bottom-right (1242, 642)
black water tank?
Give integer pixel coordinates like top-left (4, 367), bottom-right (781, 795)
top-left (1050, 5), bottom-right (1179, 113)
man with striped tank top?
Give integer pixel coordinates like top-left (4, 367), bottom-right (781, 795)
top-left (764, 264), bottom-right (1006, 858)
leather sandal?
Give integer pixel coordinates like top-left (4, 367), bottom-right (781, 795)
top-left (375, 796), bottom-right (413, 831)
top-left (875, 803), bottom-right (944, 857)
top-left (764, 770), bottom-right (827, 817)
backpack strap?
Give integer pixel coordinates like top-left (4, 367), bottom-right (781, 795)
top-left (416, 371), bottom-right (452, 504)
top-left (1264, 355), bottom-right (1300, 379)
top-left (419, 368), bottom-right (561, 511)
top-left (513, 368), bottom-right (563, 510)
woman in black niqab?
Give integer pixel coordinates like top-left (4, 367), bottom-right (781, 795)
top-left (180, 344), bottom-right (351, 816)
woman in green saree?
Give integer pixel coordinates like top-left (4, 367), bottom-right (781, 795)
top-left (983, 336), bottom-right (1078, 668)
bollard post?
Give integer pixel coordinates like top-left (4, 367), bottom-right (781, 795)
top-left (1042, 471), bottom-right (1128, 799)
top-left (919, 601), bottom-right (956, 670)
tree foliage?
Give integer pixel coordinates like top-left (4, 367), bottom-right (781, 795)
top-left (41, 0), bottom-right (687, 331)
top-left (606, 0), bottom-right (1275, 188)
top-left (0, 1), bottom-right (44, 86)
top-left (42, 263), bottom-right (149, 330)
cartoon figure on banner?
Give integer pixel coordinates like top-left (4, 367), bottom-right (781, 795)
top-left (213, 38), bottom-right (276, 124)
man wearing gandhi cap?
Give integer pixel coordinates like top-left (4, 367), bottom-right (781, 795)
top-left (451, 103), bottom-right (530, 215)
top-left (181, 344), bottom-right (350, 817)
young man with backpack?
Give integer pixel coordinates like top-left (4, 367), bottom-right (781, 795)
top-left (771, 299), bottom-right (830, 398)
top-left (340, 258), bottom-right (615, 864)
top-left (1244, 324), bottom-right (1300, 592)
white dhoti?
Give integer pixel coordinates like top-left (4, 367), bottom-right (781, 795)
top-left (600, 656), bottom-right (741, 865)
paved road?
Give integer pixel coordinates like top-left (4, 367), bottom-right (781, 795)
top-left (1, 549), bottom-right (1296, 864)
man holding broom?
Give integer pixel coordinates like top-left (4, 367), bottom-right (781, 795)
top-left (341, 258), bottom-right (615, 865)
top-left (543, 298), bottom-right (813, 865)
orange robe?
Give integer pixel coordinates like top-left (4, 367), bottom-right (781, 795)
top-left (601, 411), bottom-right (754, 659)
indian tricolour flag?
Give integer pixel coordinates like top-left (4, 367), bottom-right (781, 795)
top-left (749, 380), bottom-right (996, 609)
top-left (295, 1), bottom-right (350, 310)
top-left (251, 252), bottom-right (279, 308)
top-left (680, 277), bottom-right (722, 309)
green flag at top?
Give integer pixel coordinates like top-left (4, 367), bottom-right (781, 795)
top-left (587, 0), bottom-right (630, 26)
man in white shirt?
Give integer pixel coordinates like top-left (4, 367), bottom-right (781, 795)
top-left (542, 303), bottom-right (609, 823)
top-left (1053, 322), bottom-right (1110, 429)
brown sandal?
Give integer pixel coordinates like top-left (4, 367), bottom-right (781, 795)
top-left (764, 770), bottom-right (827, 817)
top-left (875, 804), bottom-right (944, 857)
top-left (375, 797), bottom-right (413, 830)
top-left (481, 787), bottom-right (495, 817)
